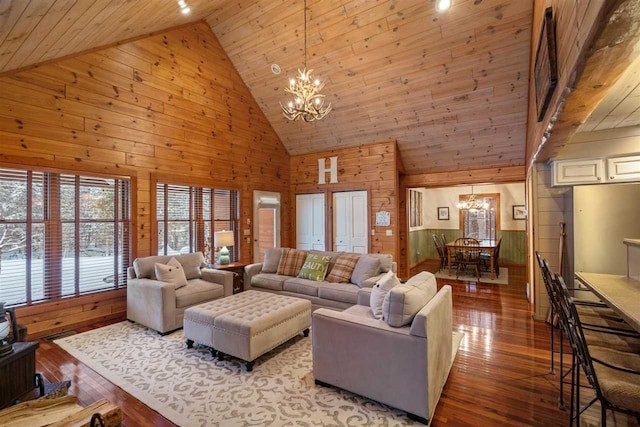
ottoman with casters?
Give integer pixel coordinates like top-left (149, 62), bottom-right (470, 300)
top-left (183, 290), bottom-right (311, 371)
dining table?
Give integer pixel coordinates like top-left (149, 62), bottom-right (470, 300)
top-left (574, 272), bottom-right (640, 333)
top-left (446, 239), bottom-right (498, 279)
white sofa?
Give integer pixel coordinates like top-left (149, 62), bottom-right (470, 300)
top-left (126, 252), bottom-right (233, 334)
top-left (244, 249), bottom-right (396, 311)
top-left (312, 272), bottom-right (453, 424)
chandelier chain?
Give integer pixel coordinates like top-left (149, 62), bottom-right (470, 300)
top-left (304, 0), bottom-right (307, 69)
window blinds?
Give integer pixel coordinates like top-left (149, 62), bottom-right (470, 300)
top-left (0, 168), bottom-right (131, 307)
top-left (156, 184), bottom-right (239, 263)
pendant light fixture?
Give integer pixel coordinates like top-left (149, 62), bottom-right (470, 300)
top-left (280, 0), bottom-right (332, 122)
top-left (457, 185), bottom-right (489, 211)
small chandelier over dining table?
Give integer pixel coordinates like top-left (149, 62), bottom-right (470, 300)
top-left (457, 185), bottom-right (489, 211)
top-left (280, 0), bottom-right (331, 122)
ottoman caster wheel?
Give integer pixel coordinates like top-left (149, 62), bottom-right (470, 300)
top-left (245, 361), bottom-right (254, 372)
top-left (186, 339), bottom-right (194, 349)
top-left (210, 348), bottom-right (218, 358)
top-left (303, 328), bottom-right (310, 337)
top-left (217, 351), bottom-right (225, 361)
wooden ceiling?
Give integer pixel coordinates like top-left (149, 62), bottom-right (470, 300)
top-left (0, 0), bottom-right (533, 174)
top-left (578, 55), bottom-right (640, 133)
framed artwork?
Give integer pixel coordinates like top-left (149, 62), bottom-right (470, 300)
top-left (534, 7), bottom-right (558, 122)
top-left (437, 207), bottom-right (449, 221)
top-left (513, 205), bottom-right (526, 220)
top-left (409, 190), bottom-right (423, 227)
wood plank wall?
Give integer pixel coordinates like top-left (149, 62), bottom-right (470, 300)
top-left (531, 163), bottom-right (571, 320)
top-left (525, 0), bottom-right (609, 169)
top-left (289, 142), bottom-right (399, 261)
top-left (5, 22), bottom-right (291, 338)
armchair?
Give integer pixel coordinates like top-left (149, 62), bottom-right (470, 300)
top-left (126, 252), bottom-right (233, 334)
top-left (312, 279), bottom-right (453, 424)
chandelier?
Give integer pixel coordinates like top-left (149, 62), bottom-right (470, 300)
top-left (280, 0), bottom-right (331, 122)
top-left (457, 186), bottom-right (488, 211)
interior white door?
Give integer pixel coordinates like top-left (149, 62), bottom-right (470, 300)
top-left (253, 191), bottom-right (280, 262)
top-left (296, 193), bottom-right (325, 250)
top-left (333, 190), bottom-right (368, 253)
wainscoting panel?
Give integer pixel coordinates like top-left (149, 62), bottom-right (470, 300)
top-left (410, 229), bottom-right (525, 267)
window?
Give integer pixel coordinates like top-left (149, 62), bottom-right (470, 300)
top-left (409, 189), bottom-right (423, 228)
top-left (0, 168), bottom-right (131, 307)
top-left (460, 194), bottom-right (499, 240)
top-left (156, 184), bottom-right (239, 263)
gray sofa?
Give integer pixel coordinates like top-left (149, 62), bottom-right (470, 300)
top-left (127, 252), bottom-right (234, 334)
top-left (244, 249), bottom-right (397, 310)
top-left (312, 272), bottom-right (453, 424)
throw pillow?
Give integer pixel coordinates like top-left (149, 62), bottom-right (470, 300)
top-left (297, 254), bottom-right (332, 281)
top-left (177, 252), bottom-right (204, 280)
top-left (370, 271), bottom-right (400, 319)
top-left (276, 248), bottom-right (308, 276)
top-left (154, 257), bottom-right (188, 289)
top-left (368, 253), bottom-right (393, 273)
top-left (351, 255), bottom-right (382, 287)
top-left (262, 248), bottom-right (283, 273)
top-left (309, 250), bottom-right (341, 276)
top-left (326, 254), bottom-right (360, 283)
top-left (382, 271), bottom-right (437, 327)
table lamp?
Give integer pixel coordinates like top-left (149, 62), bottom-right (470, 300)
top-left (214, 230), bottom-right (234, 265)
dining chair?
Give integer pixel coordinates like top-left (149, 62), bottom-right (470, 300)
top-left (480, 238), bottom-right (501, 277)
top-left (432, 234), bottom-right (447, 272)
top-left (493, 238), bottom-right (502, 277)
top-left (453, 238), bottom-right (481, 282)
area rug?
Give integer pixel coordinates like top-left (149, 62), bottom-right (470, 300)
top-left (435, 267), bottom-right (508, 285)
top-left (55, 321), bottom-right (463, 427)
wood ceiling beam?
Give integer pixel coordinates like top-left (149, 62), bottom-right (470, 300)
top-left (402, 165), bottom-right (526, 188)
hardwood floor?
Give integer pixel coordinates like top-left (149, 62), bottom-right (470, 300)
top-left (31, 263), bottom-right (638, 426)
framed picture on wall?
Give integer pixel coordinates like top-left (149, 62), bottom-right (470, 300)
top-left (534, 7), bottom-right (558, 122)
top-left (437, 207), bottom-right (449, 221)
top-left (513, 205), bottom-right (526, 220)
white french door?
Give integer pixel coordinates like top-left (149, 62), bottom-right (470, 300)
top-left (333, 190), bottom-right (368, 253)
top-left (296, 193), bottom-right (325, 250)
top-left (253, 191), bottom-right (280, 262)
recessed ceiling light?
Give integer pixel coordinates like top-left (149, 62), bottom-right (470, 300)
top-left (181, 6), bottom-right (191, 14)
top-left (437, 0), bottom-right (451, 11)
top-left (271, 64), bottom-right (281, 74)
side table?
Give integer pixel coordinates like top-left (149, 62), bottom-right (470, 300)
top-left (209, 262), bottom-right (248, 294)
top-left (0, 341), bottom-right (38, 409)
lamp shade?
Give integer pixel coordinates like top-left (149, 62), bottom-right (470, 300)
top-left (214, 230), bottom-right (235, 247)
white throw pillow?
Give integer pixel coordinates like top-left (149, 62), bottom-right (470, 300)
top-left (154, 257), bottom-right (188, 289)
top-left (369, 271), bottom-right (400, 319)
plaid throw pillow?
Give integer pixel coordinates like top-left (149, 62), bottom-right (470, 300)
top-left (326, 254), bottom-right (360, 283)
top-left (276, 248), bottom-right (308, 276)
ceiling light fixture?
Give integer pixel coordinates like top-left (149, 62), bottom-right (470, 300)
top-left (457, 185), bottom-right (489, 211)
top-left (280, 0), bottom-right (331, 122)
top-left (437, 0), bottom-right (451, 11)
